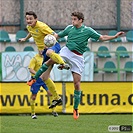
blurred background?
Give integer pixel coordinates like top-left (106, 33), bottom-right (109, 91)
top-left (0, 0), bottom-right (132, 32)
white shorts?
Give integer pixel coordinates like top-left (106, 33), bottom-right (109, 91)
top-left (59, 46), bottom-right (84, 75)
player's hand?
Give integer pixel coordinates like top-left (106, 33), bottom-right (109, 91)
top-left (115, 31), bottom-right (124, 38)
top-left (18, 38), bottom-right (26, 42)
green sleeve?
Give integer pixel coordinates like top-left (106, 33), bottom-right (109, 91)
top-left (58, 25), bottom-right (73, 38)
top-left (89, 27), bottom-right (101, 41)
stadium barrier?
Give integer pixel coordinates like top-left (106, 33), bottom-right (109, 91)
top-left (0, 51), bottom-right (94, 82)
top-left (0, 82), bottom-right (132, 114)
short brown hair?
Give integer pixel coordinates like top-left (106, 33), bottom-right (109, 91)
top-left (25, 11), bottom-right (37, 19)
top-left (71, 11), bottom-right (84, 22)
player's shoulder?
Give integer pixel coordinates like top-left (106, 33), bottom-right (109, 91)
top-left (84, 26), bottom-right (97, 33)
top-left (66, 24), bottom-right (74, 29)
top-left (83, 25), bottom-right (93, 30)
top-left (37, 21), bottom-right (48, 28)
top-left (32, 54), bottom-right (39, 60)
top-left (34, 54), bottom-right (42, 58)
top-left (31, 54), bottom-right (42, 62)
top-left (26, 25), bottom-right (30, 29)
top-left (87, 26), bottom-right (96, 31)
top-left (65, 25), bottom-right (74, 31)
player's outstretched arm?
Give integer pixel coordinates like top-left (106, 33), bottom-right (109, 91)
top-left (99, 31), bottom-right (124, 41)
top-left (18, 33), bottom-right (32, 42)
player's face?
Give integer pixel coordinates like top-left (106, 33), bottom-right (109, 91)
top-left (26, 15), bottom-right (37, 27)
top-left (71, 16), bottom-right (82, 28)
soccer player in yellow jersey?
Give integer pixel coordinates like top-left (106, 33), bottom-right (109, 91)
top-left (19, 11), bottom-right (69, 77)
top-left (29, 53), bottom-right (60, 119)
top-left (19, 11), bottom-right (69, 108)
top-left (19, 11), bottom-right (65, 65)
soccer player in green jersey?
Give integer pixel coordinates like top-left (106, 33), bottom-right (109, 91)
top-left (30, 11), bottom-right (124, 119)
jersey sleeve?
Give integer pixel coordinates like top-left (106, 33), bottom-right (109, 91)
top-left (89, 27), bottom-right (101, 41)
top-left (58, 25), bottom-right (73, 37)
top-left (41, 23), bottom-right (55, 35)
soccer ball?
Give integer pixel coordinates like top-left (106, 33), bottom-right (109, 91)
top-left (44, 34), bottom-right (56, 47)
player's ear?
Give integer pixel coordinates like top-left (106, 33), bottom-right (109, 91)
top-left (79, 19), bottom-right (83, 23)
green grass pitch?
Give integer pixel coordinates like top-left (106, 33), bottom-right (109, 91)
top-left (0, 114), bottom-right (132, 133)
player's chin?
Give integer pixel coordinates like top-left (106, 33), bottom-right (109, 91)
top-left (72, 23), bottom-right (77, 26)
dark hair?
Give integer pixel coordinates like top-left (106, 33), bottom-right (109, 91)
top-left (25, 11), bottom-right (37, 19)
top-left (71, 11), bottom-right (84, 22)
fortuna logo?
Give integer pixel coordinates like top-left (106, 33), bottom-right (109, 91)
top-left (36, 29), bottom-right (38, 32)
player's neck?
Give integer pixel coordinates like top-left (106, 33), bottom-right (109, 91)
top-left (75, 24), bottom-right (82, 28)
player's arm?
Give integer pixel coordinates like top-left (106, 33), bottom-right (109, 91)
top-left (29, 68), bottom-right (36, 75)
top-left (28, 58), bottom-right (36, 75)
top-left (19, 33), bottom-right (32, 42)
top-left (99, 31), bottom-right (124, 41)
top-left (53, 32), bottom-right (59, 39)
top-left (54, 25), bottom-right (72, 39)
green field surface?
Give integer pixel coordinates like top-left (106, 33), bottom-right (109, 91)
top-left (0, 114), bottom-right (132, 133)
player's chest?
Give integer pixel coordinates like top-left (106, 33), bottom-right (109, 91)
top-left (68, 28), bottom-right (88, 38)
top-left (36, 60), bottom-right (42, 68)
top-left (29, 28), bottom-right (42, 38)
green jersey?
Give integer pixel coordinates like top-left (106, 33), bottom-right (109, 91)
top-left (58, 25), bottom-right (101, 54)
